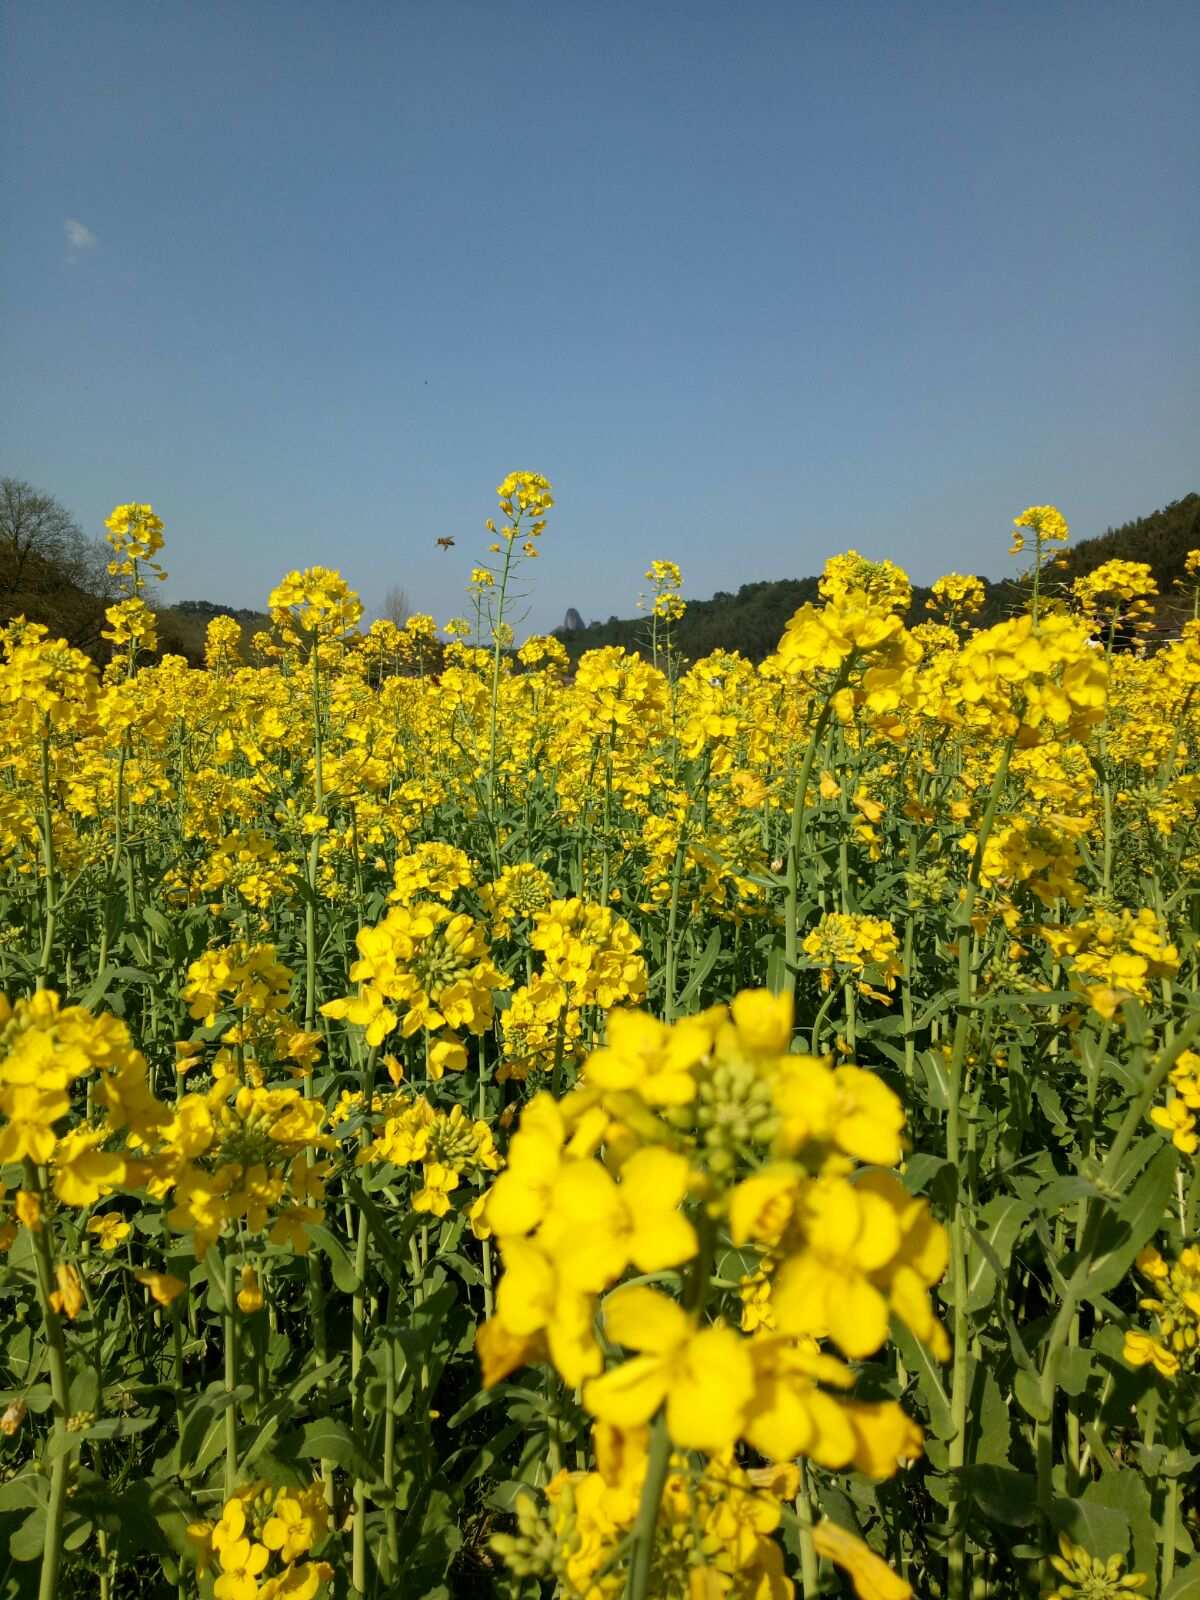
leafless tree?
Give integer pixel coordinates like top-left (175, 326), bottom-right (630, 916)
top-left (1, 478), bottom-right (115, 598)
top-left (380, 584), bottom-right (411, 627)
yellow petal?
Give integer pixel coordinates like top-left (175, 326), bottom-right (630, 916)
top-left (584, 1354), bottom-right (668, 1429)
top-left (603, 1285), bottom-right (691, 1354)
top-left (665, 1326), bottom-right (754, 1453)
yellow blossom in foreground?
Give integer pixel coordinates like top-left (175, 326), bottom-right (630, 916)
top-left (812, 1520), bottom-right (912, 1600)
top-left (584, 1286), bottom-right (755, 1453)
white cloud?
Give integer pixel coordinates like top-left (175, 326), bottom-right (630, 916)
top-left (64, 218), bottom-right (97, 258)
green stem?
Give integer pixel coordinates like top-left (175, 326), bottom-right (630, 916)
top-left (351, 1202), bottom-right (371, 1594)
top-left (36, 727), bottom-right (58, 990)
top-left (304, 641), bottom-right (324, 1033)
top-left (782, 660), bottom-right (853, 985)
top-left (625, 1222), bottom-right (714, 1600)
top-left (946, 736), bottom-right (1014, 1600)
top-left (625, 1413), bottom-right (670, 1600)
top-left (795, 1458), bottom-right (820, 1596)
top-left (25, 1164), bottom-right (70, 1600)
top-left (223, 1249), bottom-right (239, 1498)
top-left (1163, 1397), bottom-right (1181, 1586)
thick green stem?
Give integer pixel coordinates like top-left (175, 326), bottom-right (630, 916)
top-left (1163, 1396), bottom-right (1181, 1586)
top-left (795, 1458), bottom-right (820, 1596)
top-left (485, 532), bottom-right (521, 870)
top-left (351, 1202), bottom-right (371, 1594)
top-left (96, 739), bottom-right (128, 978)
top-left (383, 1273), bottom-right (400, 1573)
top-left (946, 737), bottom-right (1014, 1600)
top-left (25, 1164), bottom-right (70, 1600)
top-left (223, 1249), bottom-right (239, 1498)
top-left (625, 1414), bottom-right (671, 1600)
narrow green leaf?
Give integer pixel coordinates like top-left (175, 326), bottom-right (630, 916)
top-left (1082, 1144), bottom-right (1177, 1303)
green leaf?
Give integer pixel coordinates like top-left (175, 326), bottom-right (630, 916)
top-left (240, 1358), bottom-right (341, 1469)
top-left (1081, 1469), bottom-right (1157, 1584)
top-left (676, 927), bottom-right (723, 1010)
top-left (8, 1508), bottom-right (47, 1563)
top-left (765, 944), bottom-right (788, 996)
top-left (439, 1250), bottom-right (483, 1287)
top-left (0, 1474), bottom-right (47, 1514)
top-left (1162, 1566), bottom-right (1200, 1600)
top-left (973, 1367), bottom-right (1013, 1467)
top-left (919, 1049), bottom-right (950, 1112)
top-left (306, 1224), bottom-right (362, 1294)
top-left (1082, 1144), bottom-right (1177, 1303)
top-left (965, 1195), bottom-right (1032, 1313)
top-left (1014, 1367), bottom-right (1049, 1422)
top-left (84, 1415), bottom-right (157, 1441)
top-left (892, 1318), bottom-right (954, 1437)
top-left (959, 1466), bottom-right (1038, 1527)
top-left (294, 1417), bottom-right (375, 1480)
top-left (901, 1154), bottom-right (951, 1196)
top-left (1049, 1496), bottom-right (1129, 1562)
top-left (142, 906), bottom-right (174, 941)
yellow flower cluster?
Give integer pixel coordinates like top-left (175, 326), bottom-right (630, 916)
top-left (1073, 559), bottom-right (1158, 642)
top-left (802, 911), bottom-right (902, 997)
top-left (1046, 1534), bottom-right (1147, 1599)
top-left (478, 862), bottom-right (555, 939)
top-left (0, 990), bottom-right (164, 1206)
top-left (1151, 1049), bottom-right (1200, 1154)
top-left (268, 567), bottom-right (363, 645)
top-left (493, 1422), bottom-right (799, 1599)
top-left (645, 559), bottom-right (687, 626)
top-left (927, 572), bottom-right (986, 626)
top-left (479, 989), bottom-right (943, 1479)
top-left (819, 551), bottom-right (913, 613)
top-left (951, 613), bottom-right (1107, 744)
top-left (105, 501), bottom-right (166, 589)
top-left (182, 940), bottom-right (321, 1079)
top-left (1040, 906), bottom-right (1179, 1016)
top-left (1122, 1243), bottom-right (1200, 1378)
top-left (321, 901), bottom-right (506, 1052)
top-left (187, 1481), bottom-right (331, 1600)
top-left (387, 841), bottom-right (474, 905)
top-left (1010, 502), bottom-right (1069, 557)
top-left (161, 1074), bottom-right (332, 1254)
top-left (529, 897), bottom-right (647, 1008)
top-left (361, 1093), bottom-right (500, 1216)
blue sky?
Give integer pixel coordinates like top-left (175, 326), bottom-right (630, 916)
top-left (3, 0), bottom-right (1197, 633)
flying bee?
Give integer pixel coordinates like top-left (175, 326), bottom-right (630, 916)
top-left (436, 537), bottom-right (455, 550)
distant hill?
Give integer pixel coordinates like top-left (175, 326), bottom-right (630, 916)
top-left (158, 599), bottom-right (272, 662)
top-left (555, 494), bottom-right (1200, 663)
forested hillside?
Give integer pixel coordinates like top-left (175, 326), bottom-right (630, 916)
top-left (555, 492), bottom-right (1200, 661)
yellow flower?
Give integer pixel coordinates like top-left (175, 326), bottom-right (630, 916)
top-left (583, 1285), bottom-right (754, 1453)
top-left (584, 1007), bottom-right (708, 1106)
top-left (413, 1161), bottom-right (459, 1215)
top-left (811, 1520), bottom-right (912, 1600)
top-left (49, 1263), bottom-right (85, 1320)
top-left (86, 1212), bottom-right (131, 1251)
top-left (237, 1264), bottom-right (264, 1313)
top-left (1122, 1329), bottom-right (1179, 1378)
top-left (770, 1178), bottom-right (902, 1359)
top-left (135, 1269), bottom-right (189, 1306)
top-left (1046, 1532), bottom-right (1148, 1599)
